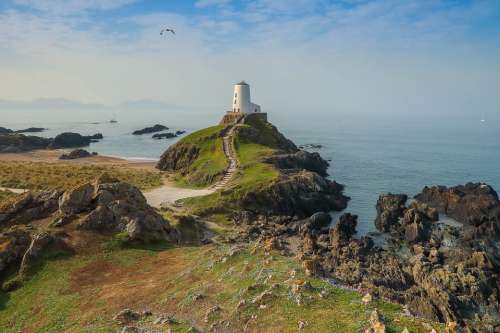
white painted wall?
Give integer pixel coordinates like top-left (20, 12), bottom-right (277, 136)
top-left (232, 81), bottom-right (261, 114)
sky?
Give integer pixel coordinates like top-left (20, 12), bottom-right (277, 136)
top-left (1, 0), bottom-right (500, 123)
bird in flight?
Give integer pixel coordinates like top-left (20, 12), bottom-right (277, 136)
top-left (160, 28), bottom-right (175, 36)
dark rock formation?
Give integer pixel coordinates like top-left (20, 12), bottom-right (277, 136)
top-left (175, 130), bottom-right (186, 136)
top-left (0, 127), bottom-right (13, 134)
top-left (297, 184), bottom-right (500, 331)
top-left (374, 193), bottom-right (408, 232)
top-left (133, 124), bottom-right (168, 135)
top-left (238, 171), bottom-right (348, 218)
top-left (414, 183), bottom-right (500, 224)
top-left (264, 150), bottom-right (329, 176)
top-left (49, 132), bottom-right (102, 149)
top-left (0, 190), bottom-right (62, 225)
top-left (55, 175), bottom-right (178, 243)
top-left (0, 134), bottom-right (52, 153)
top-left (298, 144), bottom-right (323, 150)
top-left (152, 132), bottom-right (176, 140)
top-left (59, 149), bottom-right (94, 160)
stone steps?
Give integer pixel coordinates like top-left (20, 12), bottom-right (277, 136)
top-left (209, 125), bottom-right (240, 190)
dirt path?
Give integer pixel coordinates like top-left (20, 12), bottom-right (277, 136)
top-left (145, 123), bottom-right (240, 208)
top-left (0, 187), bottom-right (28, 194)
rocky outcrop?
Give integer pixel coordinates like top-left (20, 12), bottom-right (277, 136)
top-left (374, 193), bottom-right (408, 232)
top-left (49, 132), bottom-right (103, 149)
top-left (0, 228), bottom-right (31, 274)
top-left (0, 134), bottom-right (52, 153)
top-left (133, 124), bottom-right (168, 135)
top-left (235, 121), bottom-right (297, 153)
top-left (0, 127), bottom-right (13, 134)
top-left (0, 190), bottom-right (62, 225)
top-left (157, 143), bottom-right (200, 171)
top-left (14, 127), bottom-right (46, 134)
top-left (59, 149), bottom-right (96, 160)
top-left (55, 175), bottom-right (178, 243)
top-left (0, 132), bottom-right (102, 153)
top-left (264, 150), bottom-right (329, 176)
top-left (238, 171), bottom-right (348, 218)
top-left (414, 183), bottom-right (500, 224)
top-left (300, 185), bottom-right (500, 331)
top-left (152, 132), bottom-right (176, 139)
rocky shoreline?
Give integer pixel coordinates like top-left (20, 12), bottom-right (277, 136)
top-left (229, 183), bottom-right (499, 331)
top-left (0, 132), bottom-right (103, 153)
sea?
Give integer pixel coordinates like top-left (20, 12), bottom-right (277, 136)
top-left (3, 111), bottom-right (500, 235)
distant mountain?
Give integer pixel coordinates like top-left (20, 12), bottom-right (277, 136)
top-left (0, 98), bottom-right (107, 111)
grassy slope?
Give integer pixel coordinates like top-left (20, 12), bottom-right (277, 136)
top-left (0, 161), bottom-right (162, 191)
top-left (0, 239), bottom-right (442, 333)
top-left (173, 125), bottom-right (228, 188)
top-left (181, 122), bottom-right (281, 219)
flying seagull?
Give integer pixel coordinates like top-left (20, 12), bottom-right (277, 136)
top-left (160, 28), bottom-right (175, 36)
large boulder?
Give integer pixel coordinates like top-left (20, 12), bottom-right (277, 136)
top-left (329, 213), bottom-right (357, 249)
top-left (59, 149), bottom-right (94, 160)
top-left (374, 193), bottom-right (407, 232)
top-left (55, 175), bottom-right (178, 243)
top-left (59, 183), bottom-right (94, 215)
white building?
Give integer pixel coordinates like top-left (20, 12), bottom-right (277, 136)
top-left (231, 81), bottom-right (261, 114)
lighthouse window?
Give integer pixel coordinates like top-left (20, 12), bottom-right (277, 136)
top-left (235, 93), bottom-right (237, 98)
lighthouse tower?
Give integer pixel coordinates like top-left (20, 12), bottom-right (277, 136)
top-left (231, 81), bottom-right (261, 114)
top-left (221, 81), bottom-right (267, 124)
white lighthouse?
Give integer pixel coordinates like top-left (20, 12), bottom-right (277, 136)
top-left (231, 81), bottom-right (261, 114)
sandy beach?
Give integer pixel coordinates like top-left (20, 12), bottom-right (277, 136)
top-left (0, 149), bottom-right (157, 171)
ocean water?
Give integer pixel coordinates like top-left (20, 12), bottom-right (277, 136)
top-left (3, 113), bottom-right (499, 235)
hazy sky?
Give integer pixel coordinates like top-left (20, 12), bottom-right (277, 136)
top-left (1, 0), bottom-right (499, 122)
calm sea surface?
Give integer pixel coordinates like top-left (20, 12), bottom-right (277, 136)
top-left (4, 113), bottom-right (499, 235)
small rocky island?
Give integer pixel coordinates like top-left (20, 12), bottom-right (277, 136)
top-left (132, 124), bottom-right (168, 135)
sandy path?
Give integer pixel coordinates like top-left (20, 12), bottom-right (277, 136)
top-left (144, 182), bottom-right (214, 208)
top-left (0, 187), bottom-right (28, 194)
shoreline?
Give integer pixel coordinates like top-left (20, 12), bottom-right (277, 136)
top-left (0, 149), bottom-right (158, 170)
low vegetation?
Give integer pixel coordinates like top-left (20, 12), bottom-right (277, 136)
top-left (172, 125), bottom-right (228, 188)
top-left (0, 237), bottom-right (441, 332)
top-left (0, 190), bottom-right (15, 203)
top-left (0, 161), bottom-right (162, 191)
top-left (182, 121), bottom-right (281, 218)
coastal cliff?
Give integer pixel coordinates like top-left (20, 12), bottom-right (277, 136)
top-left (157, 115), bottom-right (348, 218)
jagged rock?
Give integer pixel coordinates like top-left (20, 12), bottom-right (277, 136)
top-left (374, 193), bottom-right (407, 232)
top-left (401, 208), bottom-right (431, 243)
top-left (133, 124), bottom-right (168, 135)
top-left (414, 183), bottom-right (500, 225)
top-left (365, 310), bottom-right (385, 333)
top-left (0, 190), bottom-right (62, 225)
top-left (308, 212), bottom-right (332, 230)
top-left (329, 213), bottom-right (357, 249)
top-left (157, 143), bottom-right (201, 171)
top-left (59, 149), bottom-right (93, 160)
top-left (59, 183), bottom-right (94, 215)
top-left (0, 229), bottom-right (31, 274)
top-left (239, 171), bottom-right (348, 218)
top-left (263, 150), bottom-right (329, 176)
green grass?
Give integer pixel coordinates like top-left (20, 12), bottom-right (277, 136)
top-left (0, 161), bottom-right (163, 191)
top-left (0, 237), bottom-right (442, 333)
top-left (173, 125), bottom-right (228, 188)
top-left (181, 124), bottom-right (280, 218)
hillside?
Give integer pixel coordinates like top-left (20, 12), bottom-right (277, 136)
top-left (0, 117), bottom-right (449, 332)
top-left (158, 115), bottom-right (348, 222)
